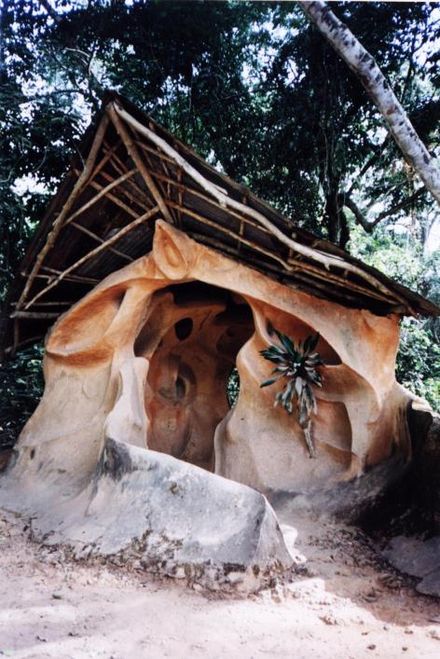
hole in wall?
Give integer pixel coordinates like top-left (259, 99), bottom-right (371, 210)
top-left (265, 315), bottom-right (341, 365)
top-left (175, 375), bottom-right (186, 400)
top-left (142, 283), bottom-right (253, 471)
top-left (227, 367), bottom-right (240, 408)
top-left (175, 317), bottom-right (193, 341)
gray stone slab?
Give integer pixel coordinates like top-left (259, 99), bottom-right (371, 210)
top-left (383, 535), bottom-right (440, 578)
top-left (0, 439), bottom-right (292, 591)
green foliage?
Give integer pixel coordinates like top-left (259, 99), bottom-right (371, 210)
top-left (226, 367), bottom-right (240, 408)
top-left (0, 344), bottom-right (44, 450)
top-left (260, 329), bottom-right (323, 457)
top-left (350, 225), bottom-right (440, 411)
top-left (397, 319), bottom-right (440, 410)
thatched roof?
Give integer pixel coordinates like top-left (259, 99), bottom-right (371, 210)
top-left (5, 92), bottom-right (439, 351)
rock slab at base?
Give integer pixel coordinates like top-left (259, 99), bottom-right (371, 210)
top-left (0, 439), bottom-right (292, 591)
top-left (383, 535), bottom-right (440, 597)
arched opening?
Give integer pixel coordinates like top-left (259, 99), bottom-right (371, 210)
top-left (134, 281), bottom-right (254, 471)
top-left (226, 367), bottom-right (240, 408)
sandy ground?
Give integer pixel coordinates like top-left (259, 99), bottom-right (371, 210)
top-left (0, 509), bottom-right (439, 659)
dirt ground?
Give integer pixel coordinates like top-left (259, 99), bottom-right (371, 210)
top-left (0, 508), bottom-right (439, 659)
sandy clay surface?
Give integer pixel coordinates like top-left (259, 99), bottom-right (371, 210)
top-left (0, 508), bottom-right (439, 659)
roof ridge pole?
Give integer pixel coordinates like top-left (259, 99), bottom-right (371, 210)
top-left (112, 103), bottom-right (407, 308)
top-left (15, 114), bottom-right (111, 311)
top-left (107, 103), bottom-right (173, 224)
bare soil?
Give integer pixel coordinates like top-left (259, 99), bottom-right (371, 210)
top-left (0, 509), bottom-right (439, 659)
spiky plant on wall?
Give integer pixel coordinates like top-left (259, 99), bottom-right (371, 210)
top-left (260, 329), bottom-right (324, 458)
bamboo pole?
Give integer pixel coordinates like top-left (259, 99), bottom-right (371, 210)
top-left (16, 114), bottom-right (110, 310)
top-left (72, 170), bottom-right (140, 219)
top-left (40, 266), bottom-right (100, 284)
top-left (63, 169), bottom-right (138, 226)
top-left (187, 231), bottom-right (367, 307)
top-left (11, 301), bottom-right (71, 307)
top-left (107, 105), bottom-right (173, 223)
top-left (102, 143), bottom-right (153, 205)
top-left (98, 169), bottom-right (151, 212)
top-left (135, 139), bottom-right (176, 166)
top-left (86, 139), bottom-right (122, 184)
top-left (140, 138), bottom-right (179, 225)
top-left (135, 161), bottom-right (273, 237)
top-left (70, 221), bottom-right (134, 262)
top-left (114, 102), bottom-right (399, 301)
top-left (139, 139), bottom-right (178, 226)
top-left (23, 206), bottom-right (159, 309)
top-left (177, 167), bottom-right (183, 228)
top-left (11, 310), bottom-right (61, 319)
top-left (287, 255), bottom-right (394, 303)
top-left (22, 271), bottom-right (98, 285)
top-left (167, 201), bottom-right (293, 271)
top-left (173, 202), bottom-right (392, 304)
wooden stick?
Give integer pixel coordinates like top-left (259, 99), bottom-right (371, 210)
top-left (11, 310), bottom-right (61, 319)
top-left (72, 168), bottom-right (140, 219)
top-left (70, 221), bottom-right (134, 262)
top-left (86, 139), bottom-right (122, 183)
top-left (63, 169), bottom-right (138, 226)
top-left (11, 301), bottom-right (71, 307)
top-left (114, 102), bottom-right (399, 301)
top-left (16, 113), bottom-right (110, 310)
top-left (107, 105), bottom-right (173, 223)
top-left (140, 140), bottom-right (179, 225)
top-left (102, 143), bottom-right (153, 205)
top-left (287, 255), bottom-right (394, 303)
top-left (177, 167), bottom-right (183, 228)
top-left (135, 139), bottom-right (176, 166)
top-left (22, 271), bottom-right (98, 285)
top-left (98, 169), bottom-right (151, 212)
top-left (40, 266), bottom-right (100, 284)
top-left (5, 335), bottom-right (44, 354)
top-left (167, 201), bottom-right (293, 271)
top-left (185, 203), bottom-right (389, 306)
top-left (135, 161), bottom-right (273, 237)
top-left (172, 202), bottom-right (393, 304)
top-left (24, 206), bottom-right (159, 309)
top-left (187, 231), bottom-right (366, 306)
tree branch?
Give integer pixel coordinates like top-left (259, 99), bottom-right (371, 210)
top-left (39, 0), bottom-right (61, 24)
top-left (340, 188), bottom-right (426, 233)
top-left (299, 1), bottom-right (440, 207)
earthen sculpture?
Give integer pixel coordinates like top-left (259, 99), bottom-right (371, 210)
top-left (1, 94), bottom-right (438, 589)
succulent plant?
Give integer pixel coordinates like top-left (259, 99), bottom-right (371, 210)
top-left (260, 328), bottom-right (324, 458)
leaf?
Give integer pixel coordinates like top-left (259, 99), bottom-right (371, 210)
top-left (260, 326), bottom-right (325, 428)
top-left (294, 376), bottom-right (304, 397)
top-left (303, 424), bottom-right (316, 459)
top-left (303, 332), bottom-right (320, 355)
top-left (260, 378), bottom-right (278, 388)
top-left (274, 329), bottom-right (297, 356)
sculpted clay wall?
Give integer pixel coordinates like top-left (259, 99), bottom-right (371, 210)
top-left (13, 220), bottom-right (411, 497)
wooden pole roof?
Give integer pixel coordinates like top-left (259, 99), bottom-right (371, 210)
top-left (5, 92), bottom-right (439, 352)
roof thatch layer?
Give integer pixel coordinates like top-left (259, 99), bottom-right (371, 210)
top-left (5, 92), bottom-right (439, 352)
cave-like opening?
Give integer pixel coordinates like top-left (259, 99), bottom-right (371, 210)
top-left (134, 281), bottom-right (254, 470)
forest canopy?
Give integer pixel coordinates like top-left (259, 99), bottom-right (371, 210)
top-left (0, 0), bottom-right (439, 441)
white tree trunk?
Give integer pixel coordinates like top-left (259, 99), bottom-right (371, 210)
top-left (299, 1), bottom-right (440, 207)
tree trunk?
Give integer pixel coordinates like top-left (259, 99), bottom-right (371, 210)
top-left (299, 1), bottom-right (440, 208)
